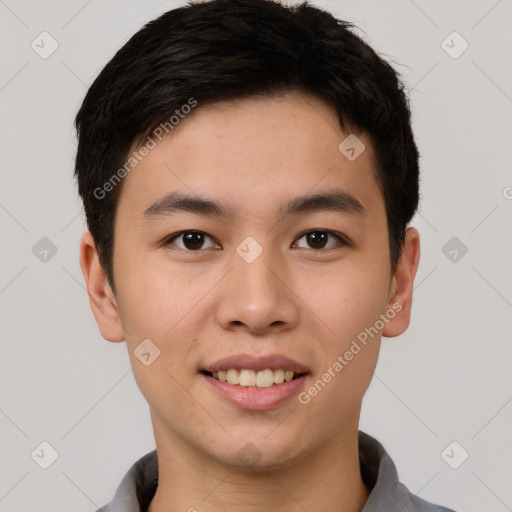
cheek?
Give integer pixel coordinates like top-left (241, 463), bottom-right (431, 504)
top-left (297, 276), bottom-right (384, 425)
top-left (300, 254), bottom-right (390, 403)
top-left (116, 271), bottom-right (205, 417)
top-left (115, 245), bottom-right (201, 335)
top-left (303, 262), bottom-right (391, 345)
top-left (113, 254), bottom-right (209, 402)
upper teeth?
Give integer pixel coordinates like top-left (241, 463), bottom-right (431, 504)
top-left (212, 368), bottom-right (296, 388)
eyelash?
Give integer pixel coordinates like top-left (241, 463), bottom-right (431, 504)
top-left (162, 229), bottom-right (348, 252)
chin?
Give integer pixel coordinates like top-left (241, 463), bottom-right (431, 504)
top-left (209, 430), bottom-right (309, 471)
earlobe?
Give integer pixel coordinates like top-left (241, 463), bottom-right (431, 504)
top-left (382, 227), bottom-right (421, 338)
top-left (79, 231), bottom-right (125, 343)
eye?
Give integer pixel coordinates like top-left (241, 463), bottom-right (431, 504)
top-left (293, 230), bottom-right (346, 250)
top-left (163, 229), bottom-right (346, 252)
top-left (164, 231), bottom-right (220, 251)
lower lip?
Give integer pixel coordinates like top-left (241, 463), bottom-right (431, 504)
top-left (201, 373), bottom-right (309, 410)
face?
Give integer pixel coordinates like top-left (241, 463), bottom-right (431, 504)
top-left (81, 90), bottom-right (419, 471)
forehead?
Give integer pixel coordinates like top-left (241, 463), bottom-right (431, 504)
top-left (116, 91), bottom-right (383, 223)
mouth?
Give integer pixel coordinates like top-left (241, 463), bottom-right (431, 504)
top-left (199, 354), bottom-right (311, 410)
top-left (200, 353), bottom-right (311, 388)
top-left (200, 368), bottom-right (307, 388)
top-left (200, 370), bottom-right (310, 410)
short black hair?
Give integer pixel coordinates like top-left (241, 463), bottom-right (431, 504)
top-left (74, 0), bottom-right (419, 292)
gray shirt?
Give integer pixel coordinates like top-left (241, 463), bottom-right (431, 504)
top-left (96, 431), bottom-right (456, 512)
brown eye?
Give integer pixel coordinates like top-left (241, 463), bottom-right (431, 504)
top-left (165, 231), bottom-right (219, 251)
top-left (294, 230), bottom-right (345, 250)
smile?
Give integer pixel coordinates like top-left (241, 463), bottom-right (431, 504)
top-left (203, 368), bottom-right (304, 388)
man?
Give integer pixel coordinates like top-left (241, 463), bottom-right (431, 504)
top-left (74, 0), bottom-right (456, 510)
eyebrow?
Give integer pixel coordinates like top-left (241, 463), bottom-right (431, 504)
top-left (142, 189), bottom-right (366, 222)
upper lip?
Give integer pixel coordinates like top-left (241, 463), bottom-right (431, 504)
top-left (202, 353), bottom-right (310, 374)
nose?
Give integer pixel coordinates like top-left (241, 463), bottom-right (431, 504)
top-left (215, 246), bottom-right (300, 335)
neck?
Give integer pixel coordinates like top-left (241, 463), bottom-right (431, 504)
top-left (147, 413), bottom-right (369, 512)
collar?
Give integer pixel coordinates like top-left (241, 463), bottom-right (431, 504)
top-left (97, 431), bottom-right (455, 512)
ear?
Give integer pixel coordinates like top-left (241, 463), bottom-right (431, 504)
top-left (79, 231), bottom-right (125, 342)
top-left (382, 227), bottom-right (420, 338)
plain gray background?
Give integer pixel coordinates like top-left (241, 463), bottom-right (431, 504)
top-left (0, 0), bottom-right (511, 511)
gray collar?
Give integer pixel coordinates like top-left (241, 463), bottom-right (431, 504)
top-left (97, 431), bottom-right (455, 512)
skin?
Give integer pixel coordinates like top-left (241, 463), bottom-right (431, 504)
top-left (80, 90), bottom-right (420, 512)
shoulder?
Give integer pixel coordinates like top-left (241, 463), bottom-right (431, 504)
top-left (94, 450), bottom-right (158, 512)
top-left (359, 431), bottom-right (458, 512)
